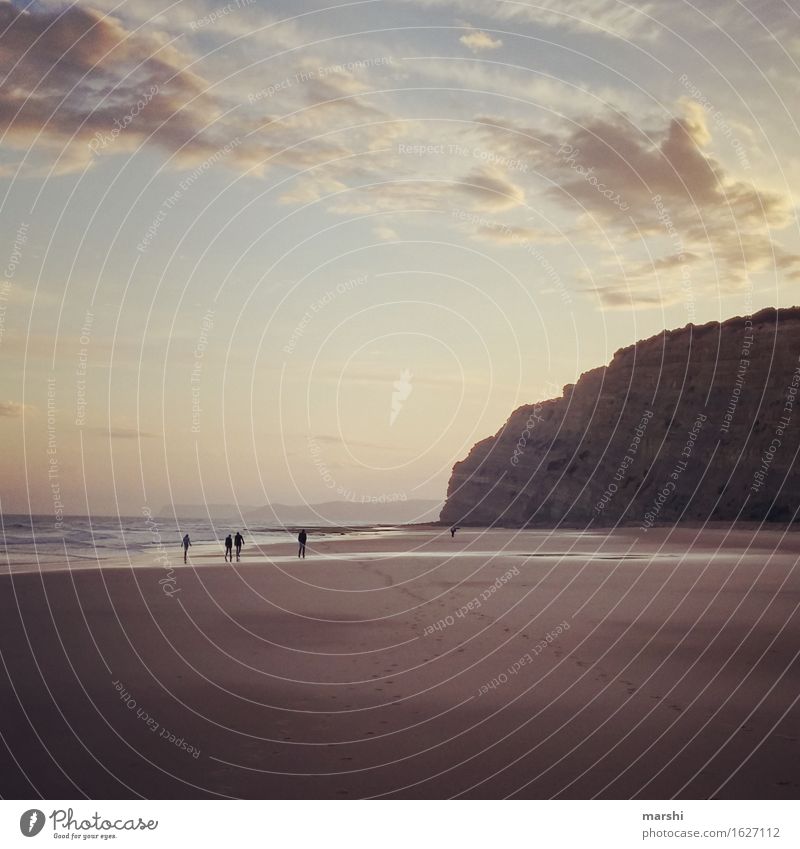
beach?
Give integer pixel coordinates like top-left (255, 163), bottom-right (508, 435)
top-left (0, 526), bottom-right (798, 799)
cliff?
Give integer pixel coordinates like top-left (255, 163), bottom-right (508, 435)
top-left (441, 307), bottom-right (800, 528)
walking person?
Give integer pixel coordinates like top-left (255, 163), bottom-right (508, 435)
top-left (234, 530), bottom-right (244, 562)
top-left (450, 526), bottom-right (459, 538)
top-left (182, 533), bottom-right (191, 564)
top-left (298, 528), bottom-right (307, 559)
top-left (224, 533), bottom-right (233, 562)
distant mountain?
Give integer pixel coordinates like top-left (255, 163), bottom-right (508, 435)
top-left (159, 499), bottom-right (442, 525)
top-left (157, 503), bottom-right (260, 520)
top-left (442, 307), bottom-right (800, 527)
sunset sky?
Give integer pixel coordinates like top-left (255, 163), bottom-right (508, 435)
top-left (1, 0), bottom-right (798, 516)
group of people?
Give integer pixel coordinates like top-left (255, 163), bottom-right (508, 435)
top-left (180, 527), bottom-right (463, 564)
top-left (181, 532), bottom-right (243, 563)
top-left (224, 531), bottom-right (245, 562)
top-left (179, 529), bottom-right (309, 563)
top-left (179, 527), bottom-right (459, 565)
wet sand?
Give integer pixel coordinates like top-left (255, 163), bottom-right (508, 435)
top-left (0, 526), bottom-right (798, 799)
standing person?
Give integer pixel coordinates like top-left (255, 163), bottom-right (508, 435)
top-left (450, 526), bottom-right (459, 538)
top-left (182, 533), bottom-right (191, 564)
top-left (224, 533), bottom-right (233, 562)
top-left (234, 530), bottom-right (244, 562)
top-left (297, 528), bottom-right (307, 559)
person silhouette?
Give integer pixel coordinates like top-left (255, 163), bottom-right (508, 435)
top-left (182, 533), bottom-right (191, 563)
top-left (224, 534), bottom-right (233, 562)
top-left (450, 526), bottom-right (459, 538)
top-left (234, 531), bottom-right (244, 562)
top-left (298, 529), bottom-right (307, 559)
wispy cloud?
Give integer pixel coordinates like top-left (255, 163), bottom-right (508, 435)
top-left (326, 164), bottom-right (526, 216)
top-left (310, 434), bottom-right (396, 451)
top-left (373, 225), bottom-right (399, 240)
top-left (402, 0), bottom-right (660, 40)
top-left (459, 30), bottom-right (503, 52)
top-left (0, 401), bottom-right (28, 417)
top-left (87, 426), bottom-right (160, 440)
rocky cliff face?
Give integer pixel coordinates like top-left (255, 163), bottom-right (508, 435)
top-left (441, 307), bottom-right (800, 528)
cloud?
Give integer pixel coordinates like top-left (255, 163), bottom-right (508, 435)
top-left (459, 30), bottom-right (503, 52)
top-left (86, 0), bottom-right (315, 46)
top-left (403, 0), bottom-right (659, 39)
top-left (310, 434), bottom-right (395, 451)
top-left (323, 366), bottom-right (462, 389)
top-left (480, 102), bottom-right (800, 308)
top-left (471, 224), bottom-right (565, 245)
top-left (0, 2), bottom-right (394, 178)
top-left (412, 61), bottom-right (641, 123)
top-left (580, 252), bottom-right (704, 310)
top-left (0, 1), bottom-right (243, 174)
top-left (279, 173), bottom-right (349, 205)
top-left (462, 165), bottom-right (525, 209)
top-left (0, 401), bottom-right (27, 417)
top-left (87, 426), bottom-right (159, 439)
top-left (325, 163), bottom-right (525, 216)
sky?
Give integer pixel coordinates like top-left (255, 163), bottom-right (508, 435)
top-left (0, 0), bottom-right (798, 517)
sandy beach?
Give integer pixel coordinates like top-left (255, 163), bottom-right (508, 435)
top-left (0, 526), bottom-right (798, 799)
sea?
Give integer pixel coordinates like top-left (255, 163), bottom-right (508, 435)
top-left (0, 513), bottom-right (375, 569)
